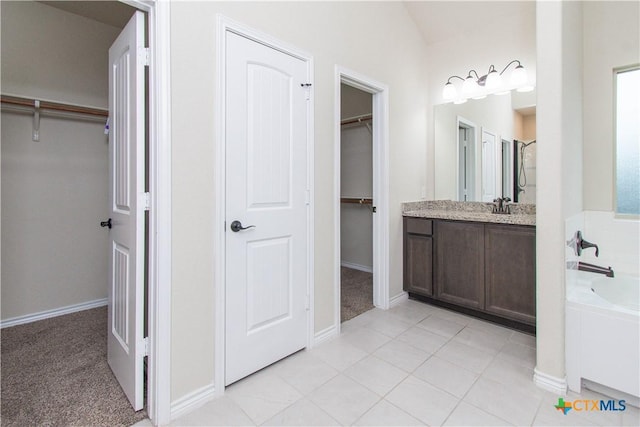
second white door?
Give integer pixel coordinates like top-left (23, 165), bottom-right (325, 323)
top-left (107, 11), bottom-right (146, 410)
top-left (224, 31), bottom-right (311, 386)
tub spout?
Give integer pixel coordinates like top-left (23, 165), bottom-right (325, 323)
top-left (577, 261), bottom-right (615, 278)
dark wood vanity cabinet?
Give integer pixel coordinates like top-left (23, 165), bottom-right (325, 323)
top-left (484, 224), bottom-right (536, 324)
top-left (403, 217), bottom-right (433, 296)
top-left (403, 217), bottom-right (536, 327)
top-left (435, 221), bottom-right (485, 310)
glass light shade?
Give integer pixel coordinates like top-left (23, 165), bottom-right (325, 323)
top-left (453, 98), bottom-right (468, 105)
top-left (510, 65), bottom-right (527, 86)
top-left (442, 82), bottom-right (457, 101)
top-left (485, 70), bottom-right (502, 90)
top-left (516, 85), bottom-right (535, 93)
top-left (462, 76), bottom-right (479, 95)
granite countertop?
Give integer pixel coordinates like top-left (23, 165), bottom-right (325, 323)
top-left (402, 200), bottom-right (536, 226)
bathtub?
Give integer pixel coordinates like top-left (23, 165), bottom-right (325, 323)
top-left (566, 270), bottom-right (640, 401)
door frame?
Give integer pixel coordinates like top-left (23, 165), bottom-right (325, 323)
top-left (456, 116), bottom-right (477, 202)
top-left (481, 127), bottom-right (500, 202)
top-left (214, 15), bottom-right (315, 395)
top-left (120, 0), bottom-right (172, 424)
top-left (334, 67), bottom-right (390, 333)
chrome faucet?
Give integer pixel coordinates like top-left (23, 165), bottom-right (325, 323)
top-left (492, 197), bottom-right (511, 214)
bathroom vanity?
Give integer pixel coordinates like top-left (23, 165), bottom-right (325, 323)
top-left (403, 201), bottom-right (536, 332)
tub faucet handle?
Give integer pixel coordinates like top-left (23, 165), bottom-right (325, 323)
top-left (580, 237), bottom-right (599, 257)
top-left (568, 230), bottom-right (599, 257)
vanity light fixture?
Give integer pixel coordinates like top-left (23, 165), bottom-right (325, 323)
top-left (442, 60), bottom-right (532, 102)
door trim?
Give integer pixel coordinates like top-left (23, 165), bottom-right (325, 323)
top-left (456, 116), bottom-right (477, 202)
top-left (121, 0), bottom-right (172, 424)
top-left (334, 66), bottom-right (390, 333)
top-left (215, 15), bottom-right (314, 396)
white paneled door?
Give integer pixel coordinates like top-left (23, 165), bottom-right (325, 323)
top-left (481, 128), bottom-right (498, 203)
top-left (225, 31), bottom-right (310, 386)
top-left (107, 11), bottom-right (146, 410)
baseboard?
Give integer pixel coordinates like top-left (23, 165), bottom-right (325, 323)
top-left (170, 383), bottom-right (216, 420)
top-left (534, 368), bottom-right (568, 395)
top-left (0, 298), bottom-right (108, 329)
top-left (313, 324), bottom-right (338, 346)
top-left (389, 292), bottom-right (408, 308)
top-left (340, 261), bottom-right (373, 273)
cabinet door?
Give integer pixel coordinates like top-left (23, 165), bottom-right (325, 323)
top-left (485, 224), bottom-right (536, 324)
top-left (435, 221), bottom-right (485, 309)
top-left (403, 218), bottom-right (433, 296)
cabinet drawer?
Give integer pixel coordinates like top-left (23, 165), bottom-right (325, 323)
top-left (405, 217), bottom-right (433, 235)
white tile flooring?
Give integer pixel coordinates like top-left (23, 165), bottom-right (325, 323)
top-left (138, 299), bottom-right (640, 426)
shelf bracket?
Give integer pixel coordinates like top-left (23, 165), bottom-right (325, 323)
top-left (32, 100), bottom-right (40, 141)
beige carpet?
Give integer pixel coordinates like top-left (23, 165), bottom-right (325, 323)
top-left (341, 267), bottom-right (374, 322)
top-left (1, 307), bottom-right (147, 427)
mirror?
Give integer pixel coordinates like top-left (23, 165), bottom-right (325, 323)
top-left (434, 90), bottom-right (536, 203)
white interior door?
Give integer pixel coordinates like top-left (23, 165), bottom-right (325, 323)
top-left (225, 31), bottom-right (310, 386)
top-left (107, 10), bottom-right (146, 411)
top-left (481, 128), bottom-right (498, 202)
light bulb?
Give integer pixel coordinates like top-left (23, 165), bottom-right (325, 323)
top-left (510, 64), bottom-right (527, 87)
top-left (442, 82), bottom-right (457, 101)
top-left (485, 70), bottom-right (502, 90)
top-left (462, 76), bottom-right (479, 95)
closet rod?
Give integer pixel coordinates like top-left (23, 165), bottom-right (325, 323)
top-left (341, 114), bottom-right (372, 126)
top-left (0, 94), bottom-right (108, 118)
top-left (340, 197), bottom-right (373, 205)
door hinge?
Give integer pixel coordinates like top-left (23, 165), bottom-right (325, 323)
top-left (140, 47), bottom-right (150, 67)
top-left (141, 336), bottom-right (150, 357)
top-left (301, 83), bottom-right (312, 100)
top-left (143, 192), bottom-right (151, 211)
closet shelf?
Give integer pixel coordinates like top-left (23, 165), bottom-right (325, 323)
top-left (340, 114), bottom-right (372, 126)
top-left (340, 197), bottom-right (373, 205)
top-left (1, 94), bottom-right (108, 117)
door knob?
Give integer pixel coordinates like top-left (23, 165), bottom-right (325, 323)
top-left (230, 220), bottom-right (255, 232)
top-left (100, 218), bottom-right (112, 229)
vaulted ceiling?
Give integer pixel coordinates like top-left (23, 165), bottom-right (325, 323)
top-left (38, 0), bottom-right (535, 46)
top-left (403, 1), bottom-right (535, 46)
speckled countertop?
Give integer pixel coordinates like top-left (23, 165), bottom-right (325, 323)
top-left (402, 200), bottom-right (536, 226)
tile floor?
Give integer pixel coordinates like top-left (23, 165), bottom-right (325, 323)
top-left (136, 299), bottom-right (640, 426)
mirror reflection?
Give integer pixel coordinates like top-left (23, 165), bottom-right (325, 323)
top-left (434, 90), bottom-right (536, 203)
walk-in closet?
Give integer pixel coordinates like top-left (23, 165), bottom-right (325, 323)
top-left (340, 84), bottom-right (374, 322)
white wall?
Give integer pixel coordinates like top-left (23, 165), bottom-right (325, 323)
top-left (169, 1), bottom-right (429, 404)
top-left (341, 125), bottom-right (373, 270)
top-left (341, 85), bottom-right (373, 271)
top-left (583, 1), bottom-right (640, 211)
top-left (535, 0), bottom-right (584, 388)
top-left (0, 1), bottom-right (119, 108)
top-left (1, 2), bottom-right (121, 321)
top-left (581, 212), bottom-right (640, 277)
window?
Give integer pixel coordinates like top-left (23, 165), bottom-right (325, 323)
top-left (615, 66), bottom-right (640, 215)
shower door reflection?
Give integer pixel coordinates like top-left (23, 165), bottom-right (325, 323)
top-left (514, 139), bottom-right (537, 203)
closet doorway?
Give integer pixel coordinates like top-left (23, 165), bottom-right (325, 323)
top-left (0, 1), bottom-right (164, 423)
top-left (340, 84), bottom-right (374, 322)
top-left (335, 68), bottom-right (390, 328)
